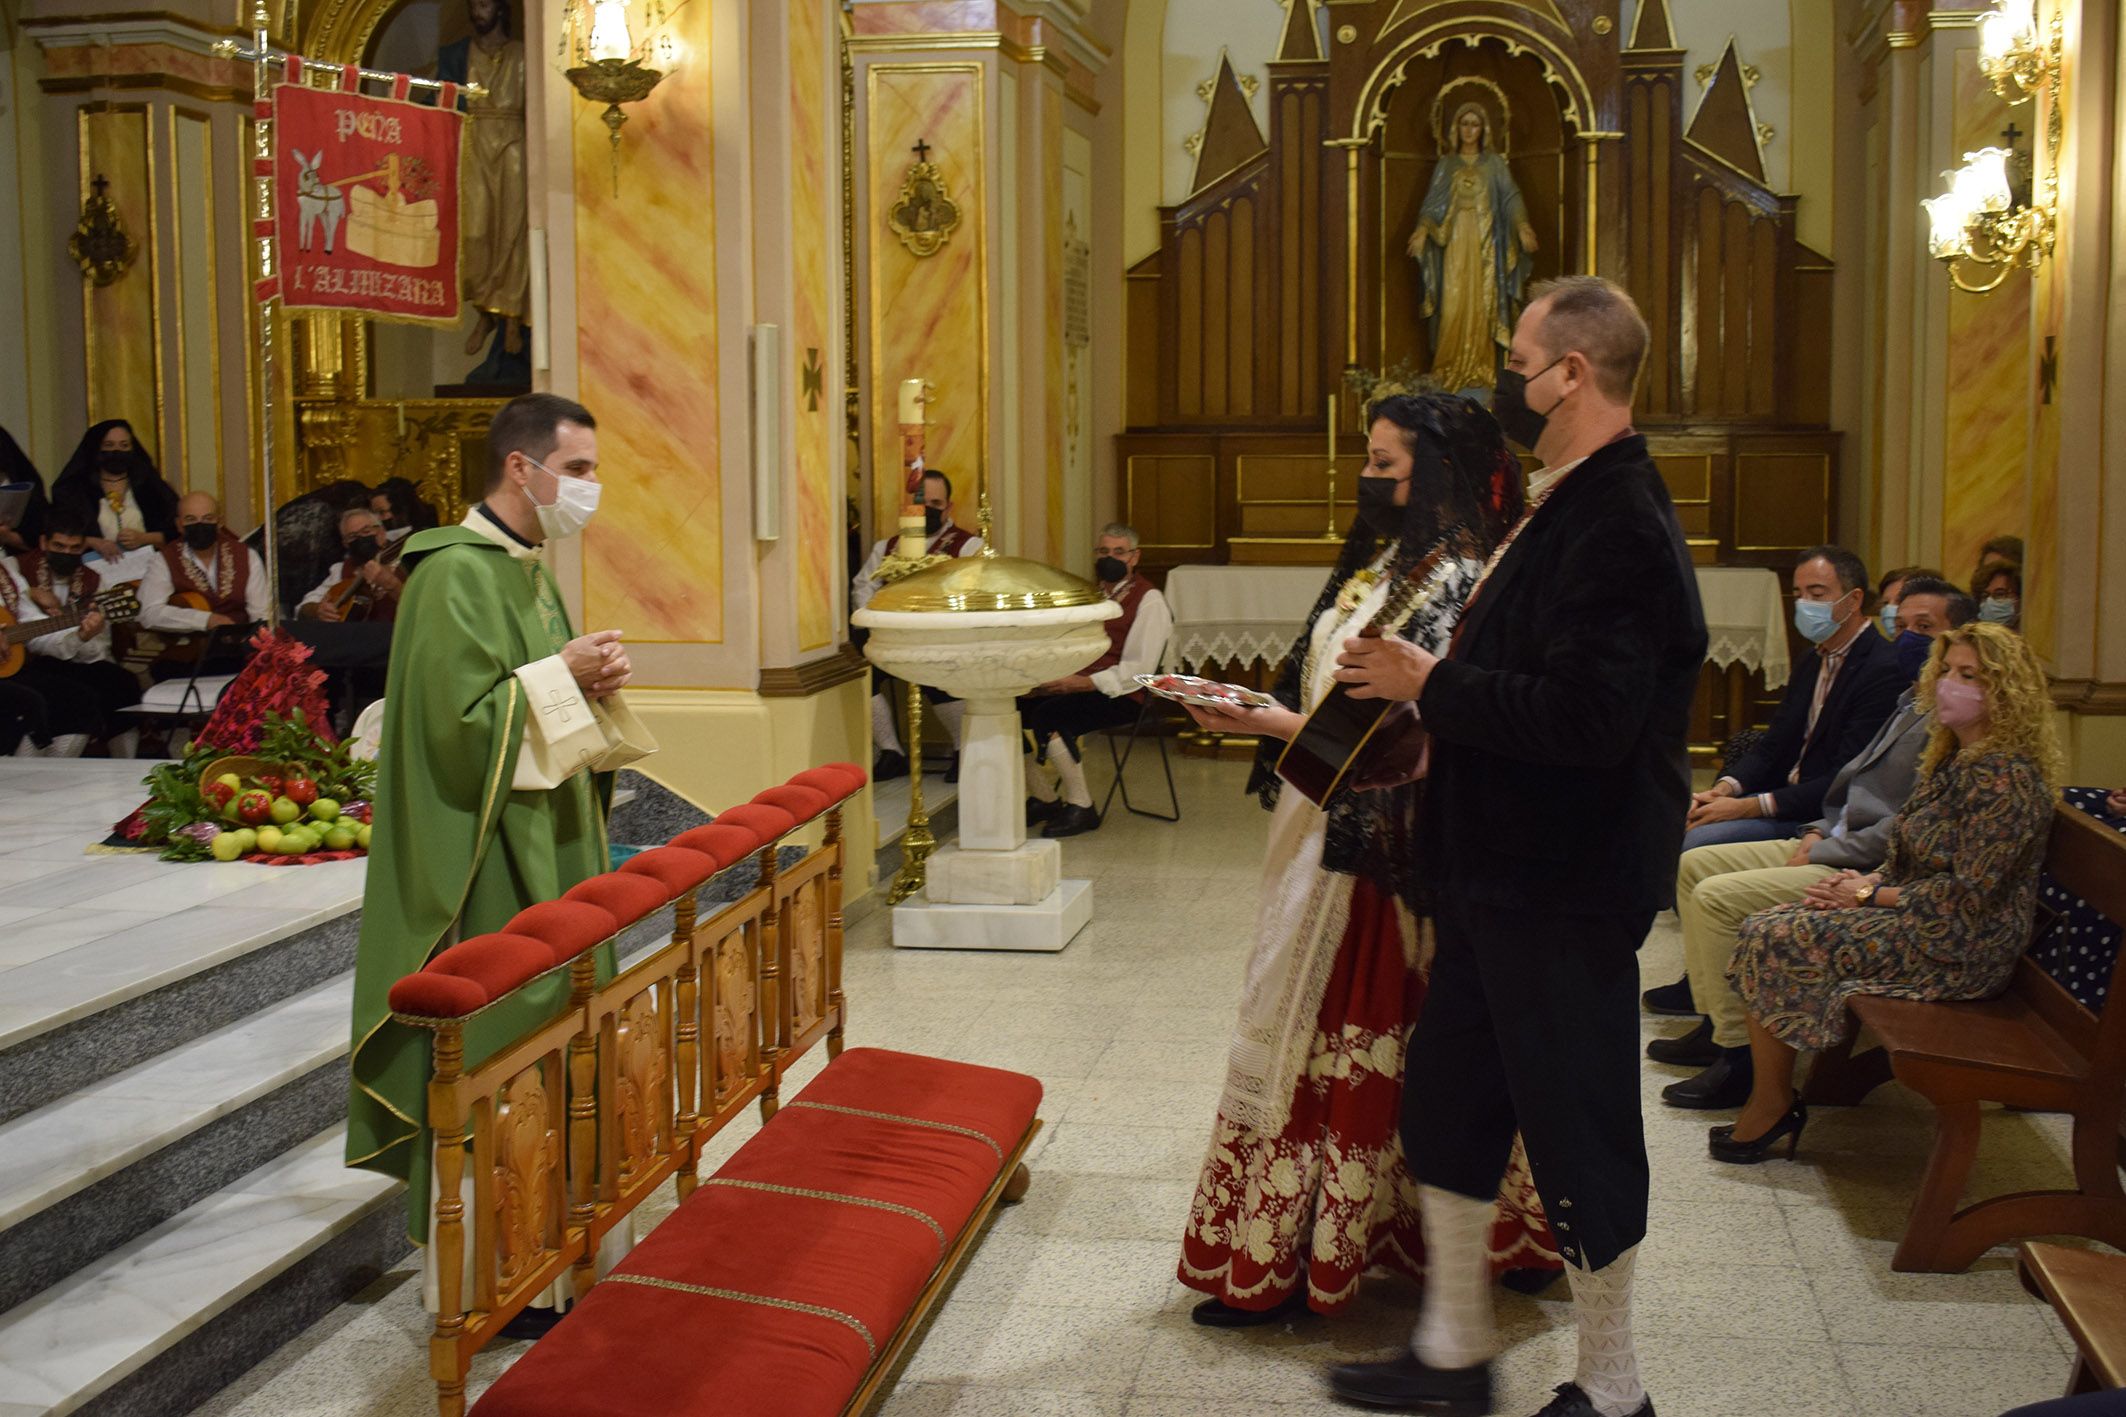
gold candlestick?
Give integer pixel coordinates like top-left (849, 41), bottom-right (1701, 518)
top-left (1322, 391), bottom-right (1341, 539)
top-left (887, 680), bottom-right (934, 904)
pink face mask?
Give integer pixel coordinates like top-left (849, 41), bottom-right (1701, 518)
top-left (1934, 677), bottom-right (1986, 730)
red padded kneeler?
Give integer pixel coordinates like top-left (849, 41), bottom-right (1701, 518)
top-left (471, 1049), bottom-right (1041, 1417)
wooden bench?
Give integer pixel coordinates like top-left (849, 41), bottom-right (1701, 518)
top-left (2019, 1241), bottom-right (2126, 1397)
top-left (1805, 806), bottom-right (2126, 1272)
top-left (385, 762), bottom-right (1043, 1415)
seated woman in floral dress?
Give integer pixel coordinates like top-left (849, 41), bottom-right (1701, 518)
top-left (1170, 391), bottom-right (1557, 1325)
top-left (1717, 620), bottom-right (2061, 1163)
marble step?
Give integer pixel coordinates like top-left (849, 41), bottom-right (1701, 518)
top-left (0, 978), bottom-right (353, 1316)
top-left (0, 1128), bottom-right (405, 1417)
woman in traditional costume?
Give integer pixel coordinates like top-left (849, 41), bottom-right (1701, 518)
top-left (1174, 391), bottom-right (1559, 1326)
top-left (50, 419), bottom-right (179, 561)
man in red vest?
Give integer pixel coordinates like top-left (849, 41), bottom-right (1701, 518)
top-left (138, 491), bottom-right (271, 635)
top-left (1021, 523), bottom-right (1172, 838)
top-left (851, 470), bottom-right (982, 780)
top-left (7, 510), bottom-right (141, 755)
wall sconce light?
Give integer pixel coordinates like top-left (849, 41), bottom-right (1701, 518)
top-left (1922, 0), bottom-right (2061, 293)
top-left (561, 0), bottom-right (678, 194)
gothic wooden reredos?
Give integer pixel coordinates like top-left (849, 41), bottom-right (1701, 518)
top-left (1122, 0), bottom-right (1838, 574)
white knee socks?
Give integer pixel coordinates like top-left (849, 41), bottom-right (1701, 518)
top-left (1565, 1246), bottom-right (1644, 1416)
top-left (1024, 747), bottom-right (1058, 802)
top-left (1411, 1184), bottom-right (1495, 1370)
top-left (933, 700), bottom-right (965, 749)
top-left (1049, 734), bottom-right (1093, 808)
top-left (870, 693), bottom-right (903, 756)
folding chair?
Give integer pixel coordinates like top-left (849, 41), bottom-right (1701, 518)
top-left (119, 622), bottom-right (250, 756)
top-left (1096, 669), bottom-right (1180, 825)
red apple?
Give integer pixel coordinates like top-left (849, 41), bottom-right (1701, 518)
top-left (203, 780), bottom-right (236, 811)
top-left (236, 790), bottom-right (274, 825)
top-left (257, 774), bottom-right (284, 797)
top-left (285, 777), bottom-right (318, 807)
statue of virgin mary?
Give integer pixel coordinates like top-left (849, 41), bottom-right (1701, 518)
top-left (1407, 102), bottom-right (1538, 394)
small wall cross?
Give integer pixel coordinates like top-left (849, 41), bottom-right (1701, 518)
top-left (911, 138), bottom-right (932, 163)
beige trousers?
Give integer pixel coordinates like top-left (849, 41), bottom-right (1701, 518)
top-left (1677, 839), bottom-right (1836, 1047)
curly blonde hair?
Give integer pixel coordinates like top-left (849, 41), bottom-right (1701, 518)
top-left (1914, 621), bottom-right (2064, 786)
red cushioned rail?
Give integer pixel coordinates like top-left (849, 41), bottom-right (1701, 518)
top-left (470, 1049), bottom-right (1040, 1417)
top-left (388, 764), bottom-right (866, 1021)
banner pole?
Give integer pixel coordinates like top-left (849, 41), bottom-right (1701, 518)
top-left (248, 0), bottom-right (282, 628)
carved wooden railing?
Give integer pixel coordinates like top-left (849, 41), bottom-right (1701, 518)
top-left (387, 764), bottom-right (864, 1416)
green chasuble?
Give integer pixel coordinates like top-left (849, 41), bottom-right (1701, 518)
top-left (346, 514), bottom-right (614, 1240)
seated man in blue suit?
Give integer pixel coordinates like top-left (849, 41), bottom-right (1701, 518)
top-left (1644, 545), bottom-right (1910, 1018)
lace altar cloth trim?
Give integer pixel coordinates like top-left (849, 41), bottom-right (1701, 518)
top-left (1169, 625), bottom-right (1305, 673)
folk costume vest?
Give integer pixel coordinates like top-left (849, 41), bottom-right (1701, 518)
top-left (158, 532), bottom-right (251, 619)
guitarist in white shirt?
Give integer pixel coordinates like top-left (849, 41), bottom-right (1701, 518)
top-left (5, 512), bottom-right (142, 755)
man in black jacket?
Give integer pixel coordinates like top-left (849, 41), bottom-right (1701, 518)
top-left (1329, 277), bottom-right (1702, 1417)
top-left (1640, 544), bottom-right (1908, 1019)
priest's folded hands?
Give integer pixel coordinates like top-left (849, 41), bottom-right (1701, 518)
top-left (562, 627), bottom-right (631, 699)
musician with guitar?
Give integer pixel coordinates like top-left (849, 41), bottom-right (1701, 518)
top-left (1169, 392), bottom-right (1556, 1331)
top-left (3, 511), bottom-right (147, 756)
top-left (137, 492), bottom-right (270, 675)
top-left (297, 507), bottom-right (406, 622)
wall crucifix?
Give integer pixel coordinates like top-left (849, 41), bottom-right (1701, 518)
top-left (888, 136), bottom-right (961, 258)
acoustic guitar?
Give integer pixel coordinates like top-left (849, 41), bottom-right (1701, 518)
top-left (316, 537), bottom-right (407, 623)
top-left (0, 586), bottom-right (144, 677)
top-left (1274, 545), bottom-right (1451, 809)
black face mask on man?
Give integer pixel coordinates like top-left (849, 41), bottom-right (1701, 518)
top-left (923, 506), bottom-right (944, 537)
top-left (183, 523), bottom-right (220, 553)
top-left (1094, 555), bottom-right (1128, 585)
top-left (44, 552), bottom-right (82, 577)
top-left (1355, 475), bottom-right (1405, 540)
top-left (346, 535), bottom-right (382, 563)
top-left (1493, 355), bottom-right (1567, 452)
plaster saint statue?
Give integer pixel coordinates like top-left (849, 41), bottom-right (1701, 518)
top-left (439, 0), bottom-right (529, 364)
top-left (1407, 102), bottom-right (1537, 394)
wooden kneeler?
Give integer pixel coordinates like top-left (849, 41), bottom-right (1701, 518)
top-left (388, 765), bottom-right (867, 1416)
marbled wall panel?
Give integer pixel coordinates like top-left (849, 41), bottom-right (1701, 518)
top-left (791, 0), bottom-right (837, 650)
top-left (80, 107), bottom-right (161, 443)
top-left (1042, 90), bottom-right (1065, 567)
top-left (574, 0), bottom-right (721, 643)
top-left (852, 2), bottom-right (1001, 38)
top-left (1939, 50), bottom-right (2031, 582)
top-left (867, 64), bottom-right (985, 533)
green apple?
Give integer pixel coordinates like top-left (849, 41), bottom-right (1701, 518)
top-left (210, 832), bottom-right (245, 862)
top-left (275, 835), bottom-right (307, 856)
top-left (215, 772), bottom-right (242, 790)
top-left (356, 823), bottom-right (372, 850)
top-left (269, 796), bottom-right (303, 825)
top-left (255, 825), bottom-right (283, 853)
top-left (308, 798), bottom-right (341, 823)
top-left (323, 825), bottom-right (357, 851)
top-left (230, 828), bottom-right (258, 854)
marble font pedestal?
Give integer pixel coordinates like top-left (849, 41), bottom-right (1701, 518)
top-left (892, 695), bottom-right (1093, 952)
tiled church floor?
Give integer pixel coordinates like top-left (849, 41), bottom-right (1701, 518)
top-left (193, 756), bottom-right (2085, 1417)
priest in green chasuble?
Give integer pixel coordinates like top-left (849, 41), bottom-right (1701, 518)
top-left (346, 393), bottom-right (636, 1312)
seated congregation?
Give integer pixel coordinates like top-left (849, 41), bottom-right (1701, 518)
top-left (0, 415), bottom-right (438, 761)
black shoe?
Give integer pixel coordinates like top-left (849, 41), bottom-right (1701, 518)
top-left (1191, 1288), bottom-right (1311, 1328)
top-left (1327, 1353), bottom-right (1492, 1414)
top-left (1529, 1383), bottom-right (1655, 1417)
top-left (1499, 1265), bottom-right (1561, 1295)
top-left (1026, 796), bottom-right (1062, 826)
top-left (1043, 803), bottom-right (1101, 839)
top-left (498, 1305), bottom-right (566, 1341)
top-left (1708, 1097), bottom-right (1808, 1164)
top-left (1641, 976), bottom-right (1696, 1016)
top-left (944, 753), bottom-right (961, 784)
top-left (1645, 1017), bottom-right (1717, 1066)
top-left (1661, 1049), bottom-right (1754, 1110)
top-left (874, 749), bottom-right (909, 781)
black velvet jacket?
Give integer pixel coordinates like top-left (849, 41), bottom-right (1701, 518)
top-left (1417, 433), bottom-right (1708, 917)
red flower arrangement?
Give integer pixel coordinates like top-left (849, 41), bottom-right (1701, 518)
top-left (110, 628), bottom-right (340, 847)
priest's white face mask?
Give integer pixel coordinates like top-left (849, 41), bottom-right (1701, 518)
top-left (522, 454), bottom-right (602, 541)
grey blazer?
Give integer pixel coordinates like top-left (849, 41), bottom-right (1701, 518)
top-left (1803, 689), bottom-right (1931, 871)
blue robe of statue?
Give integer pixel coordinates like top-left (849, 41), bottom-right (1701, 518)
top-left (1412, 151), bottom-right (1533, 393)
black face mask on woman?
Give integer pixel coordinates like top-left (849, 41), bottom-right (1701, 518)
top-left (1355, 475), bottom-right (1405, 539)
top-left (183, 523), bottom-right (220, 553)
top-left (1493, 356), bottom-right (1566, 452)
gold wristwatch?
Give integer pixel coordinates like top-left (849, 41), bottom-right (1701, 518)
top-left (1855, 879), bottom-right (1880, 906)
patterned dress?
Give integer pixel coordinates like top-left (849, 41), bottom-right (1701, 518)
top-left (1179, 549), bottom-right (1556, 1314)
top-left (2029, 788), bottom-right (2124, 1012)
top-left (1729, 750), bottom-right (2053, 1051)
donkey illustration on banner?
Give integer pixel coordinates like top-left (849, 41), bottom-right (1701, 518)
top-left (294, 150), bottom-right (347, 254)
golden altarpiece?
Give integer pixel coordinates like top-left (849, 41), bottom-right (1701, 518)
top-left (1120, 0), bottom-right (1841, 751)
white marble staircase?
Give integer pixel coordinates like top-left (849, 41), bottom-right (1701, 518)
top-left (0, 761), bottom-right (406, 1417)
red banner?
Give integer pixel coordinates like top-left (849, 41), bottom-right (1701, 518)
top-left (270, 78), bottom-right (461, 323)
